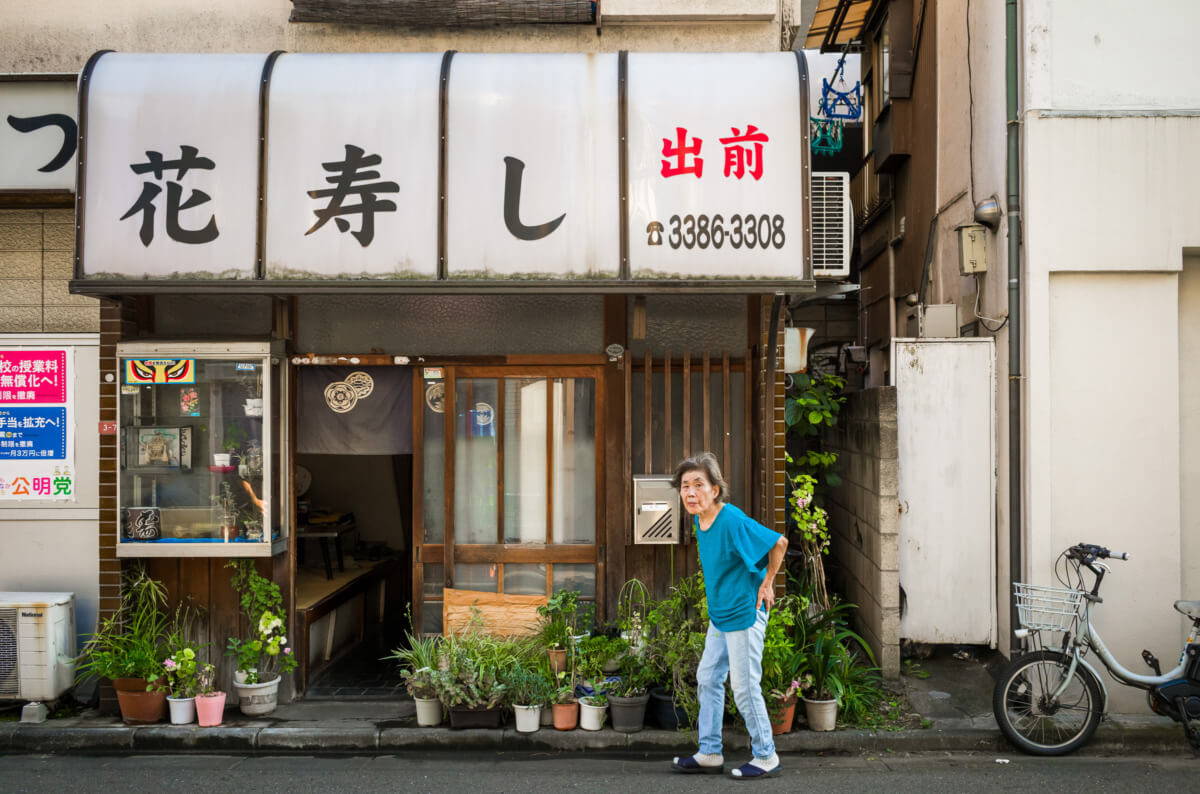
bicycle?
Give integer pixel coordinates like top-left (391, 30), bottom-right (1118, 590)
top-left (992, 543), bottom-right (1200, 755)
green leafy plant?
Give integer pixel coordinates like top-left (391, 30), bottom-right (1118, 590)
top-left (75, 567), bottom-right (171, 687)
top-left (225, 560), bottom-right (296, 683)
top-left (552, 671), bottom-right (577, 705)
top-left (536, 589), bottom-right (580, 650)
top-left (642, 570), bottom-right (708, 728)
top-left (784, 371), bottom-right (846, 488)
top-left (786, 456), bottom-right (833, 608)
top-left (577, 634), bottom-right (628, 682)
top-left (149, 645), bottom-right (200, 698)
top-left (196, 662), bottom-right (217, 696)
top-left (758, 592), bottom-right (808, 717)
top-left (612, 648), bottom-right (653, 698)
top-left (502, 664), bottom-right (553, 707)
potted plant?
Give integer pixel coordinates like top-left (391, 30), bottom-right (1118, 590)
top-left (75, 568), bottom-right (171, 725)
top-left (801, 631), bottom-right (848, 732)
top-left (213, 482), bottom-right (239, 541)
top-left (760, 592), bottom-right (805, 734)
top-left (536, 590), bottom-right (579, 675)
top-left (578, 634), bottom-right (628, 680)
top-left (225, 560), bottom-right (296, 715)
top-left (608, 652), bottom-right (652, 733)
top-left (551, 673), bottom-right (579, 731)
top-left (502, 664), bottom-right (551, 733)
top-left (578, 690), bottom-right (608, 731)
top-left (386, 628), bottom-right (444, 727)
top-left (643, 571), bottom-right (707, 729)
top-left (431, 628), bottom-right (507, 729)
top-left (194, 663), bottom-right (226, 727)
top-left (151, 645), bottom-right (201, 725)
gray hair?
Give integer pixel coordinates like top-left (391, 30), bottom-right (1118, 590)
top-left (671, 451), bottom-right (730, 503)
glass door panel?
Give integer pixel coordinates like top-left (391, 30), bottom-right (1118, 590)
top-left (551, 377), bottom-right (596, 545)
top-left (454, 378), bottom-right (498, 544)
top-left (502, 377), bottom-right (547, 544)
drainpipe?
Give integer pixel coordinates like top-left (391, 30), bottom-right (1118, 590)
top-left (1006, 0), bottom-right (1023, 654)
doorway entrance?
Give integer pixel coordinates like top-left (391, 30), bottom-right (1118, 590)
top-left (292, 365), bottom-right (413, 697)
top-left (413, 363), bottom-right (605, 634)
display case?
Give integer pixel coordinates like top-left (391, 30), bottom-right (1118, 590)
top-left (116, 341), bottom-right (288, 557)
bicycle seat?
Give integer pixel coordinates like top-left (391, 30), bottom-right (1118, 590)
top-left (1174, 600), bottom-right (1200, 619)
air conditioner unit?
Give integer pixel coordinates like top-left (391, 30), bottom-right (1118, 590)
top-left (0, 592), bottom-right (77, 702)
top-left (810, 172), bottom-right (853, 279)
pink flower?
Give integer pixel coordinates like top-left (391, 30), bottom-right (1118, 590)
top-left (284, 647), bottom-right (293, 655)
top-left (163, 658), bottom-right (177, 671)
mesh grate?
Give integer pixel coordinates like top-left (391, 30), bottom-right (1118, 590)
top-left (810, 173), bottom-right (850, 278)
top-left (0, 609), bottom-right (18, 697)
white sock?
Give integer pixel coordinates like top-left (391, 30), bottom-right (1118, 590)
top-left (749, 753), bottom-right (779, 771)
top-left (673, 752), bottom-right (724, 767)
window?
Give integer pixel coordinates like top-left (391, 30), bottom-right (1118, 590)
top-left (116, 341), bottom-right (284, 557)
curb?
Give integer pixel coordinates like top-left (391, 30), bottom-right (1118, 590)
top-left (0, 721), bottom-right (1186, 757)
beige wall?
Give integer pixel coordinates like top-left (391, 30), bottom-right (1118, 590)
top-left (1047, 272), bottom-right (1181, 713)
top-left (0, 0), bottom-right (782, 75)
top-left (0, 210), bottom-right (97, 334)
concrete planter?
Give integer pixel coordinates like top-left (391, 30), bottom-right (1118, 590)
top-left (233, 675), bottom-right (280, 716)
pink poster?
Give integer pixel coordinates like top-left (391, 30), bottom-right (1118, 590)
top-left (0, 350), bottom-right (67, 403)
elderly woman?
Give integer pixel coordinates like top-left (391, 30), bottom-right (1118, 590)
top-left (670, 452), bottom-right (788, 780)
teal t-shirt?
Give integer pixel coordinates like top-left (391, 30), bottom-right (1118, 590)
top-left (694, 503), bottom-right (783, 631)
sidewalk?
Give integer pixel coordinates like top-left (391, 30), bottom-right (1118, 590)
top-left (1, 653), bottom-right (1184, 756)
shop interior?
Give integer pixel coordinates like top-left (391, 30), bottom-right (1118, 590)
top-left (293, 365), bottom-right (413, 698)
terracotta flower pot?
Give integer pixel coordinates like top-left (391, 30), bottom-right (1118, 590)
top-left (547, 648), bottom-right (567, 676)
top-left (112, 678), bottom-right (167, 725)
top-left (552, 701), bottom-right (579, 731)
top-left (770, 696), bottom-right (797, 735)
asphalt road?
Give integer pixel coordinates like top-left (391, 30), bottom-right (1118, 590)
top-left (0, 751), bottom-right (1196, 793)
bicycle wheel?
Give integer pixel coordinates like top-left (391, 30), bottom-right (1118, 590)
top-left (993, 649), bottom-right (1103, 756)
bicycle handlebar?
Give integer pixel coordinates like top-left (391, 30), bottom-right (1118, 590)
top-left (1068, 543), bottom-right (1130, 562)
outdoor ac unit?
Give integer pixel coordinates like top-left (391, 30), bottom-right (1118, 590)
top-left (810, 172), bottom-right (853, 279)
top-left (0, 592), bottom-right (77, 702)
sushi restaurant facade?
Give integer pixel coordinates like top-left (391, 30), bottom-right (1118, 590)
top-left (66, 49), bottom-right (819, 695)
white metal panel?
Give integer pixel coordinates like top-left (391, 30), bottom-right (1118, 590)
top-left (893, 338), bottom-right (996, 646)
top-left (0, 80), bottom-right (77, 191)
top-left (626, 53), bottom-right (806, 280)
top-left (265, 53), bottom-right (441, 280)
top-left (81, 53), bottom-right (264, 279)
top-left (446, 53), bottom-right (619, 279)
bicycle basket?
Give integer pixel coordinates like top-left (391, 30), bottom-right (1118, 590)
top-left (1013, 583), bottom-right (1085, 632)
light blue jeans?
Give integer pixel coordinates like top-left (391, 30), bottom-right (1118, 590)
top-left (696, 608), bottom-right (774, 759)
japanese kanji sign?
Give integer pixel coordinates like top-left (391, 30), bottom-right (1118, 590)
top-left (627, 53), bottom-right (806, 280)
top-left (264, 53), bottom-right (441, 279)
top-left (80, 54), bottom-right (262, 279)
top-left (0, 347), bottom-right (74, 501)
top-left (445, 53), bottom-right (619, 279)
top-left (78, 52), bottom-right (810, 285)
top-left (0, 78), bottom-right (77, 191)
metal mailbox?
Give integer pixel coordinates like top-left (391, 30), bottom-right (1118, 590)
top-left (632, 475), bottom-right (681, 545)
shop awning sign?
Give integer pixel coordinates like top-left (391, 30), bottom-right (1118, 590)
top-left (0, 77), bottom-right (77, 192)
top-left (77, 52), bottom-right (812, 288)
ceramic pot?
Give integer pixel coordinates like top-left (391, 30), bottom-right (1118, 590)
top-left (770, 696), bottom-right (797, 735)
top-left (608, 692), bottom-right (650, 733)
top-left (112, 678), bottom-right (166, 725)
top-left (195, 692), bottom-right (226, 727)
top-left (167, 695), bottom-right (196, 725)
top-left (578, 697), bottom-right (607, 731)
top-left (648, 686), bottom-right (690, 730)
top-left (540, 703), bottom-right (556, 726)
top-left (414, 696), bottom-right (443, 727)
top-left (547, 648), bottom-right (567, 676)
top-left (803, 696), bottom-right (838, 732)
top-left (447, 705), bottom-right (503, 730)
top-left (552, 701), bottom-right (579, 731)
top-left (513, 704), bottom-right (541, 733)
top-left (233, 674), bottom-right (280, 716)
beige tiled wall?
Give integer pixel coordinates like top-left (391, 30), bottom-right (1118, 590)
top-left (0, 209), bottom-right (98, 332)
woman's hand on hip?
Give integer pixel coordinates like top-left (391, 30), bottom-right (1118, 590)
top-left (756, 579), bottom-right (775, 612)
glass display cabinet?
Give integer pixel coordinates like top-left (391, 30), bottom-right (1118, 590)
top-left (116, 341), bottom-right (287, 557)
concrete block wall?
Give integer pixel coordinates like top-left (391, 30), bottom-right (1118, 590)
top-left (824, 386), bottom-right (900, 678)
top-left (0, 209), bottom-right (98, 333)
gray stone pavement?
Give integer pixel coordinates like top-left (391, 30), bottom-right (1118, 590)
top-left (0, 653), bottom-right (1187, 756)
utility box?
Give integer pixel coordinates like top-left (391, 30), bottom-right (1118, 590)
top-left (632, 475), bottom-right (681, 544)
top-left (957, 223), bottom-right (988, 275)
